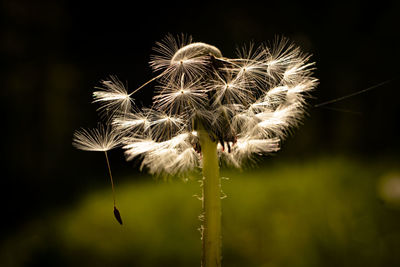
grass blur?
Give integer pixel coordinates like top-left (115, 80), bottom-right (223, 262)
top-left (2, 156), bottom-right (400, 267)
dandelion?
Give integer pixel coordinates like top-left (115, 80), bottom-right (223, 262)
top-left (73, 34), bottom-right (318, 267)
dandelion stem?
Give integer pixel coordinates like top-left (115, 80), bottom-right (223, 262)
top-left (104, 151), bottom-right (116, 207)
top-left (199, 128), bottom-right (222, 267)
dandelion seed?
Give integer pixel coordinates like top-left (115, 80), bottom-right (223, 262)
top-left (72, 123), bottom-right (121, 152)
top-left (150, 33), bottom-right (222, 81)
top-left (123, 138), bottom-right (158, 161)
top-left (149, 34), bottom-right (194, 73)
top-left (265, 37), bottom-right (304, 83)
top-left (229, 43), bottom-right (269, 91)
top-left (93, 76), bottom-right (133, 119)
top-left (209, 70), bottom-right (255, 107)
top-left (153, 74), bottom-right (207, 115)
top-left (113, 206), bottom-right (123, 225)
top-left (72, 124), bottom-right (123, 225)
top-left (148, 111), bottom-right (185, 141)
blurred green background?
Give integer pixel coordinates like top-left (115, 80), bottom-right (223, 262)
top-left (2, 158), bottom-right (400, 267)
top-left (2, 0), bottom-right (400, 266)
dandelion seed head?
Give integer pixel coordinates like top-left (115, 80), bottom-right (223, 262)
top-left (74, 34), bottom-right (318, 175)
top-left (112, 111), bottom-right (151, 136)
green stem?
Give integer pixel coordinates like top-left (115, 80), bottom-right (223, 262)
top-left (199, 130), bottom-right (222, 267)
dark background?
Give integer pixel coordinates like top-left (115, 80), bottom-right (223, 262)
top-left (2, 0), bottom-right (399, 247)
